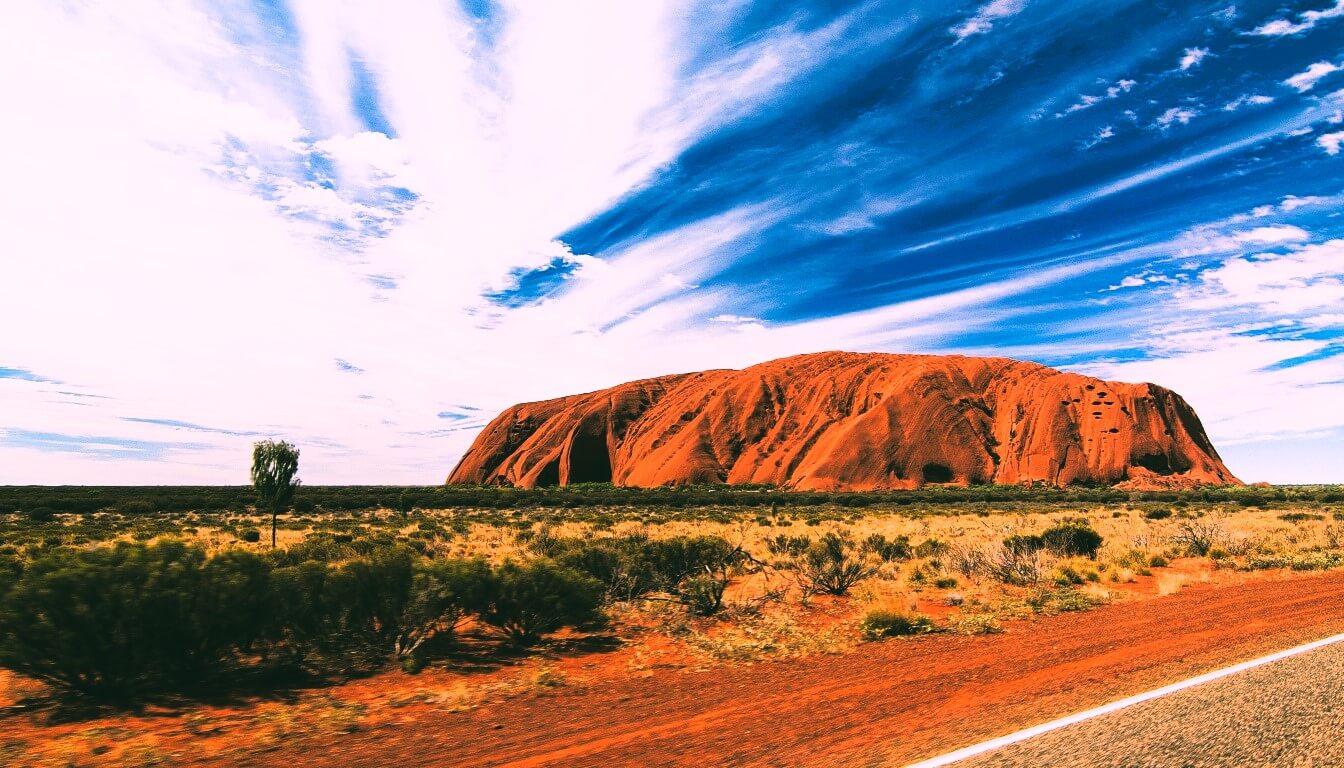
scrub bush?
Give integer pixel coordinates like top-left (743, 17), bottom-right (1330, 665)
top-left (797, 533), bottom-right (878, 596)
top-left (860, 610), bottom-right (937, 640)
top-left (1041, 522), bottom-right (1103, 558)
top-left (480, 560), bottom-right (603, 646)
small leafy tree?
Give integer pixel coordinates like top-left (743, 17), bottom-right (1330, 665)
top-left (252, 440), bottom-right (300, 547)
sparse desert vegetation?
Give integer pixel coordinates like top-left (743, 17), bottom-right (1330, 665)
top-left (1, 484), bottom-right (1343, 765)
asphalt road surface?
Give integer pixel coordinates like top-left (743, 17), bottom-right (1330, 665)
top-left (951, 638), bottom-right (1344, 767)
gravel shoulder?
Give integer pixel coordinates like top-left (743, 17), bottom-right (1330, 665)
top-left (954, 637), bottom-right (1344, 767)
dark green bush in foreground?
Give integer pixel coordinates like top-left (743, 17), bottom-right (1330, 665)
top-left (481, 560), bottom-right (603, 646)
top-left (0, 541), bottom-right (604, 698)
top-left (534, 532), bottom-right (747, 616)
top-left (0, 542), bottom-right (246, 696)
top-left (1003, 522), bottom-right (1103, 560)
top-left (1040, 522), bottom-right (1103, 558)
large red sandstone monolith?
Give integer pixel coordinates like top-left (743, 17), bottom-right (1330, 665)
top-left (447, 352), bottom-right (1239, 490)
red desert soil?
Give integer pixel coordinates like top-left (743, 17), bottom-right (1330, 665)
top-left (448, 351), bottom-right (1239, 491)
top-left (6, 570), bottom-right (1325, 768)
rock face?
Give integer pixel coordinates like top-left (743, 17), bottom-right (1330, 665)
top-left (447, 352), bottom-right (1239, 490)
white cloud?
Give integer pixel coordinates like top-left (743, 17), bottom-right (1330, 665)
top-left (1319, 130), bottom-right (1344, 155)
top-left (950, 0), bottom-right (1027, 40)
top-left (1222, 93), bottom-right (1274, 111)
top-left (1186, 239), bottom-right (1344, 315)
top-left (1154, 106), bottom-right (1198, 128)
top-left (1104, 275), bottom-right (1147, 291)
top-left (1065, 94), bottom-right (1101, 114)
top-left (1284, 61), bottom-right (1342, 93)
top-left (1059, 79), bottom-right (1135, 117)
top-left (1175, 220), bottom-right (1312, 257)
top-left (1180, 47), bottom-right (1210, 70)
top-left (1249, 0), bottom-right (1344, 36)
top-left (1082, 125), bottom-right (1115, 149)
top-left (1232, 225), bottom-right (1312, 244)
top-left (1109, 79), bottom-right (1137, 97)
top-left (1280, 194), bottom-right (1329, 211)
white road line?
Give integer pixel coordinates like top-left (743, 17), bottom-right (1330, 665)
top-left (905, 631), bottom-right (1344, 768)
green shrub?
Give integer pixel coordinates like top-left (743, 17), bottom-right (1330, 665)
top-left (1041, 523), bottom-right (1103, 558)
top-left (766, 534), bottom-right (812, 558)
top-left (1279, 512), bottom-right (1323, 523)
top-left (26, 507), bottom-right (55, 523)
top-left (914, 538), bottom-right (948, 558)
top-left (933, 576), bottom-right (959, 589)
top-left (0, 541), bottom-right (241, 695)
top-left (1144, 508), bottom-right (1173, 520)
top-left (679, 573), bottom-right (730, 617)
top-left (797, 533), bottom-right (877, 596)
top-left (197, 549), bottom-right (275, 658)
top-left (549, 534), bottom-right (741, 612)
top-left (861, 533), bottom-right (911, 562)
top-left (1003, 534), bottom-right (1045, 555)
top-left (272, 534), bottom-right (358, 565)
top-left (481, 560), bottom-right (603, 646)
top-left (1052, 565), bottom-right (1084, 586)
top-left (1148, 554), bottom-right (1169, 568)
top-left (396, 558), bottom-right (493, 663)
top-left (860, 610), bottom-right (937, 640)
top-left (0, 555), bottom-right (23, 599)
top-left (332, 547), bottom-right (416, 661)
top-left (1175, 519), bottom-right (1223, 557)
top-left (241, 529), bottom-right (261, 543)
top-left (642, 536), bottom-right (743, 613)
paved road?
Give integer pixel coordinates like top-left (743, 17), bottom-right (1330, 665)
top-left (952, 639), bottom-right (1344, 767)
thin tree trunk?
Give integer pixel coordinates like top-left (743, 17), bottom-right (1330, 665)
top-left (272, 509), bottom-right (277, 547)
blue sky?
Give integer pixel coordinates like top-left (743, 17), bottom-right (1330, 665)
top-left (1, 0), bottom-right (1342, 484)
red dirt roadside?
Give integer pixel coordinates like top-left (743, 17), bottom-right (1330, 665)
top-left (234, 570), bottom-right (1344, 768)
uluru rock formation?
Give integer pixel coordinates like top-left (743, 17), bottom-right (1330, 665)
top-left (447, 352), bottom-right (1239, 491)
